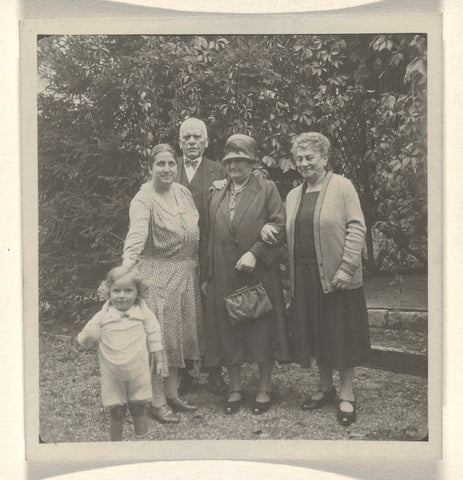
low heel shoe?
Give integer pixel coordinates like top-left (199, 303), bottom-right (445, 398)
top-left (153, 405), bottom-right (179, 424)
top-left (336, 399), bottom-right (357, 427)
top-left (301, 387), bottom-right (337, 411)
top-left (166, 397), bottom-right (198, 412)
top-left (224, 392), bottom-right (243, 415)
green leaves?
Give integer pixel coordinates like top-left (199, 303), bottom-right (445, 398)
top-left (38, 33), bottom-right (427, 323)
top-left (404, 57), bottom-right (427, 85)
top-left (382, 94), bottom-right (397, 109)
top-left (371, 35), bottom-right (394, 52)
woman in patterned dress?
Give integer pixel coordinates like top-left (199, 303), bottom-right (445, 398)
top-left (123, 143), bottom-right (203, 424)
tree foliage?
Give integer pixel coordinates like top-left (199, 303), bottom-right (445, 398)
top-left (37, 34), bottom-right (427, 323)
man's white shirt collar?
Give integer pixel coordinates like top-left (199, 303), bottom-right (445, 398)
top-left (183, 155), bottom-right (202, 182)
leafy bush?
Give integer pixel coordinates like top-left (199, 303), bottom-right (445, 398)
top-left (38, 34), bottom-right (427, 323)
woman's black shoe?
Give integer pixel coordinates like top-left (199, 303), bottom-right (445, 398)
top-left (152, 404), bottom-right (180, 424)
top-left (301, 387), bottom-right (337, 411)
top-left (224, 391), bottom-right (243, 415)
top-left (166, 397), bottom-right (198, 412)
top-left (252, 392), bottom-right (272, 415)
top-left (252, 400), bottom-right (271, 415)
top-left (336, 399), bottom-right (356, 426)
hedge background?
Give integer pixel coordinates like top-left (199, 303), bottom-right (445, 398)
top-left (37, 34), bottom-right (427, 324)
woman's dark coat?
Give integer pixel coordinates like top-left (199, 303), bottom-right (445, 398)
top-left (203, 174), bottom-right (290, 367)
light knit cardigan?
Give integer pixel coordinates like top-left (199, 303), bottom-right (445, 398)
top-left (286, 171), bottom-right (366, 296)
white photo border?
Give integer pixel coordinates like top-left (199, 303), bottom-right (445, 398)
top-left (21, 13), bottom-right (442, 464)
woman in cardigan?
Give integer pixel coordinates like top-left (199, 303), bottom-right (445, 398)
top-left (264, 132), bottom-right (370, 426)
top-left (203, 134), bottom-right (290, 415)
top-left (123, 143), bottom-right (202, 424)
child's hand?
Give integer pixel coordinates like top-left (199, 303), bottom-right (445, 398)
top-left (76, 335), bottom-right (97, 350)
top-left (155, 361), bottom-right (168, 378)
top-left (150, 351), bottom-right (167, 378)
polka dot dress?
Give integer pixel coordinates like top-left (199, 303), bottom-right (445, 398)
top-left (135, 183), bottom-right (204, 369)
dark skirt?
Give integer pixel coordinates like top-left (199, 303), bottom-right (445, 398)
top-left (290, 261), bottom-right (370, 370)
top-left (204, 263), bottom-right (291, 368)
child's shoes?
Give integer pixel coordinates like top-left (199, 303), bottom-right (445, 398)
top-left (134, 430), bottom-right (150, 440)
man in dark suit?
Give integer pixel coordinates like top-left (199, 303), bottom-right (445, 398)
top-left (176, 117), bottom-right (228, 394)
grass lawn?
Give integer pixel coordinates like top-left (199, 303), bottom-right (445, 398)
top-left (39, 332), bottom-right (428, 443)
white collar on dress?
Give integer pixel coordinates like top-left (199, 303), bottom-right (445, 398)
top-left (105, 303), bottom-right (145, 321)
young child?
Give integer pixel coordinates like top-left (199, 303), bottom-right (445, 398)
top-left (77, 266), bottom-right (165, 441)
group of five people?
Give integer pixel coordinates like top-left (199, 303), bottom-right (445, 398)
top-left (78, 117), bottom-right (370, 441)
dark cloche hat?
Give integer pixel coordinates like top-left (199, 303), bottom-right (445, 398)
top-left (222, 134), bottom-right (258, 164)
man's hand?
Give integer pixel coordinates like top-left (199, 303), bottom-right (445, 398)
top-left (235, 251), bottom-right (257, 272)
top-left (212, 179), bottom-right (227, 191)
top-left (331, 269), bottom-right (352, 290)
top-left (260, 223), bottom-right (279, 245)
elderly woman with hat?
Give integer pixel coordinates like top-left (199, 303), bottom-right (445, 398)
top-left (202, 134), bottom-right (290, 415)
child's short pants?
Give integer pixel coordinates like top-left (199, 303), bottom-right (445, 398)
top-left (101, 365), bottom-right (152, 408)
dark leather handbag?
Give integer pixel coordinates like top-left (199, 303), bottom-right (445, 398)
top-left (224, 282), bottom-right (273, 325)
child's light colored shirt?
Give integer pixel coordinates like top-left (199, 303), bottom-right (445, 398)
top-left (77, 300), bottom-right (162, 381)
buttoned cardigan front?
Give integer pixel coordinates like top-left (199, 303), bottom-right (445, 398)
top-left (286, 171), bottom-right (366, 295)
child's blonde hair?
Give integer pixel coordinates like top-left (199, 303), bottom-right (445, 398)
top-left (97, 266), bottom-right (148, 302)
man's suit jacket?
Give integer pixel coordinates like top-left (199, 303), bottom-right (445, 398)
top-left (176, 156), bottom-right (227, 227)
top-left (176, 156), bottom-right (227, 279)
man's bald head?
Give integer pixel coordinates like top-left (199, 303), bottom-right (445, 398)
top-left (179, 118), bottom-right (208, 138)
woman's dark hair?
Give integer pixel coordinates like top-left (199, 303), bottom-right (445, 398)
top-left (148, 143), bottom-right (177, 170)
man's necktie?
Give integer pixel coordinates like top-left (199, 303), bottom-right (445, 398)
top-left (185, 159), bottom-right (199, 168)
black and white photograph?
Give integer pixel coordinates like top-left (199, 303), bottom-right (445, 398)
top-left (21, 13), bottom-right (441, 463)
